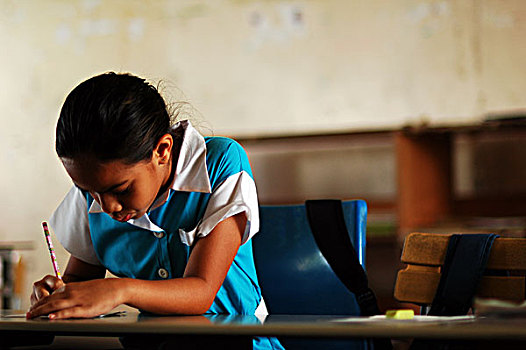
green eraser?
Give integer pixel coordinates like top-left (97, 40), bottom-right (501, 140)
top-left (385, 309), bottom-right (414, 319)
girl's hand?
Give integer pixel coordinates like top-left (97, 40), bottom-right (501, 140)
top-left (30, 275), bottom-right (65, 307)
top-left (27, 278), bottom-right (123, 319)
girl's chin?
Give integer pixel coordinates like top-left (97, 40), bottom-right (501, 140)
top-left (129, 211), bottom-right (147, 220)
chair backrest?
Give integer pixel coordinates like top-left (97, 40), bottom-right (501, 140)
top-left (394, 232), bottom-right (526, 306)
top-left (252, 200), bottom-right (367, 315)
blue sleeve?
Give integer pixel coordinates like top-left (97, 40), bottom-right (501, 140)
top-left (204, 137), bottom-right (254, 189)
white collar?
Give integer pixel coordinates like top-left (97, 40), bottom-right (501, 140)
top-left (88, 120), bottom-right (212, 215)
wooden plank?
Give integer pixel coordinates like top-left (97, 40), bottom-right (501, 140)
top-left (477, 276), bottom-right (525, 302)
top-left (401, 233), bottom-right (526, 270)
top-left (394, 268), bottom-right (439, 305)
top-left (395, 268), bottom-right (525, 304)
top-left (400, 233), bottom-right (449, 266)
top-left (488, 239), bottom-right (526, 270)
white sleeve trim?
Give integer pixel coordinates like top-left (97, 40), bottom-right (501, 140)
top-left (178, 171), bottom-right (259, 246)
top-left (49, 187), bottom-right (102, 266)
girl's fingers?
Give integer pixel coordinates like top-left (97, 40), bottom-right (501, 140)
top-left (48, 306), bottom-right (99, 320)
top-left (42, 275), bottom-right (65, 291)
top-left (28, 288), bottom-right (71, 314)
top-left (27, 297), bottom-right (77, 319)
top-left (30, 276), bottom-right (67, 309)
top-left (32, 275), bottom-right (64, 301)
top-left (30, 291), bottom-right (39, 306)
top-left (34, 286), bottom-right (51, 302)
top-left (32, 280), bottom-right (48, 301)
top-left (29, 296), bottom-right (50, 313)
top-left (31, 277), bottom-right (55, 306)
top-left (27, 279), bottom-right (114, 320)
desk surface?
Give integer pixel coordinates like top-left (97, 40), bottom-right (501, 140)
top-left (2, 311), bottom-right (526, 341)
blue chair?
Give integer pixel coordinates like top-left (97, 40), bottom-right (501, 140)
top-left (252, 200), bottom-right (369, 349)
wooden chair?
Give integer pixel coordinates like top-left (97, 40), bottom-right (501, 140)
top-left (394, 232), bottom-right (526, 310)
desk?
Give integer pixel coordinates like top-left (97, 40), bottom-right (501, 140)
top-left (2, 311), bottom-right (526, 349)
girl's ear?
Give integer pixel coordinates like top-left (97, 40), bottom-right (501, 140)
top-left (153, 134), bottom-right (173, 165)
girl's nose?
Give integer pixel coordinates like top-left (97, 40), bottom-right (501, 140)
top-left (96, 193), bottom-right (123, 214)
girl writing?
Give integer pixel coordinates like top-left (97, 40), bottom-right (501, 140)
top-left (28, 72), bottom-right (283, 350)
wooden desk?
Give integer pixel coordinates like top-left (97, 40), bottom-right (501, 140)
top-left (2, 311), bottom-right (526, 349)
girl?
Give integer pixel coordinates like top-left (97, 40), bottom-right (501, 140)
top-left (28, 72), bottom-right (283, 350)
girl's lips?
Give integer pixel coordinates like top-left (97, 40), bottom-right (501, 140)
top-left (114, 213), bottom-right (132, 222)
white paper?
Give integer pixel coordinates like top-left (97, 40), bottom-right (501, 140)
top-left (332, 315), bottom-right (476, 323)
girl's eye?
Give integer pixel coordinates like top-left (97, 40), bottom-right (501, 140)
top-left (113, 187), bottom-right (131, 196)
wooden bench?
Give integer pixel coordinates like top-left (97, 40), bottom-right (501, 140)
top-left (394, 232), bottom-right (526, 306)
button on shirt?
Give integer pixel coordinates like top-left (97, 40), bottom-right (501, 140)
top-left (157, 268), bottom-right (169, 279)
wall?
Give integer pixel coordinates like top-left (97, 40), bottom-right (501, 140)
top-left (1, 0), bottom-right (526, 309)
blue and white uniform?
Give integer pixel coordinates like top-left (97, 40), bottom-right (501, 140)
top-left (49, 120), bottom-right (283, 350)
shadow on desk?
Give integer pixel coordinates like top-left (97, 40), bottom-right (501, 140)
top-left (43, 336), bottom-right (122, 349)
top-left (10, 336), bottom-right (526, 350)
top-left (0, 335), bottom-right (122, 349)
top-left (405, 339), bottom-right (526, 350)
top-left (3, 335), bottom-right (254, 350)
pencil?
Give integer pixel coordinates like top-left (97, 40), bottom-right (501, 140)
top-left (42, 222), bottom-right (62, 280)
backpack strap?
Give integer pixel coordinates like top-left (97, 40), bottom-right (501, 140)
top-left (410, 233), bottom-right (499, 350)
top-left (306, 200), bottom-right (392, 350)
top-left (305, 199), bottom-right (380, 317)
top-left (305, 199), bottom-right (381, 316)
top-left (428, 233), bottom-right (499, 316)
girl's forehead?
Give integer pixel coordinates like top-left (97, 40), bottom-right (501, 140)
top-left (62, 155), bottom-right (138, 170)
top-left (61, 156), bottom-right (150, 192)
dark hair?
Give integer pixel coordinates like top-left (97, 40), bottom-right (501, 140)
top-left (56, 72), bottom-right (173, 163)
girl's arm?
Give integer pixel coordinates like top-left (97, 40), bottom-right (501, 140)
top-left (123, 212), bottom-right (245, 314)
top-left (64, 256), bottom-right (108, 282)
top-left (28, 213), bottom-right (245, 319)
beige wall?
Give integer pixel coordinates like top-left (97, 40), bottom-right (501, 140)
top-left (1, 0), bottom-right (526, 309)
